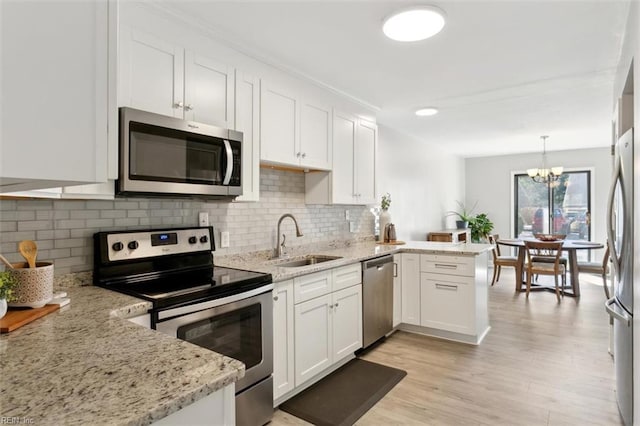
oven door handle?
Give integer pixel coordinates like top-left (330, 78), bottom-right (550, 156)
top-left (157, 284), bottom-right (273, 321)
top-left (222, 139), bottom-right (233, 185)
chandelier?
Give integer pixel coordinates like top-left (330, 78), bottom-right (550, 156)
top-left (526, 135), bottom-right (563, 184)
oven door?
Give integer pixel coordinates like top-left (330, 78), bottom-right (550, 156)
top-left (155, 286), bottom-right (273, 392)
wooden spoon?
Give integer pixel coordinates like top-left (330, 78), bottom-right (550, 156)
top-left (0, 254), bottom-right (14, 269)
top-left (18, 240), bottom-right (38, 269)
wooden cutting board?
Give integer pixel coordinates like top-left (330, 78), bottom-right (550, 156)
top-left (0, 304), bottom-right (60, 333)
top-left (376, 240), bottom-right (406, 246)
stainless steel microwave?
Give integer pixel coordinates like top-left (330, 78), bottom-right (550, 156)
top-left (118, 107), bottom-right (242, 199)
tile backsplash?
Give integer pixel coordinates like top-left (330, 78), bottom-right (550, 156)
top-left (0, 169), bottom-right (374, 275)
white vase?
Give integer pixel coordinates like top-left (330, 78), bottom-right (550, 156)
top-left (379, 210), bottom-right (391, 242)
top-left (0, 299), bottom-right (7, 320)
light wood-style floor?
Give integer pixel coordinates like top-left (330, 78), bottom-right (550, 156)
top-left (272, 270), bottom-right (622, 425)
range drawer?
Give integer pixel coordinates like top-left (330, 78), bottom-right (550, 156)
top-left (420, 254), bottom-right (474, 277)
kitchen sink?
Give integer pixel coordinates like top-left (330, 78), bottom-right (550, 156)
top-left (276, 255), bottom-right (343, 268)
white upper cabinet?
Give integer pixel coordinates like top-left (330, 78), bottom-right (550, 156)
top-left (260, 80), bottom-right (332, 170)
top-left (119, 27), bottom-right (235, 128)
top-left (300, 99), bottom-right (332, 170)
top-left (305, 111), bottom-right (377, 206)
top-left (0, 0), bottom-right (111, 192)
top-left (184, 51), bottom-right (235, 128)
top-left (234, 71), bottom-right (261, 202)
top-left (260, 80), bottom-right (300, 166)
top-left (354, 118), bottom-right (377, 205)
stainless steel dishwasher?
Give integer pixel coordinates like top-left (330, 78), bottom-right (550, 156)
top-left (362, 255), bottom-right (394, 348)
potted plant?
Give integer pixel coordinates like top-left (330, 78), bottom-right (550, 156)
top-left (469, 213), bottom-right (494, 243)
top-left (0, 271), bottom-right (18, 319)
top-left (379, 193), bottom-right (392, 241)
top-left (447, 200), bottom-right (477, 229)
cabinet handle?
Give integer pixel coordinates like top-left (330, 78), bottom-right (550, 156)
top-left (435, 263), bottom-right (457, 269)
top-left (301, 152), bottom-right (306, 158)
top-left (174, 101), bottom-right (184, 109)
top-left (184, 104), bottom-right (193, 111)
top-left (328, 304), bottom-right (334, 309)
top-left (296, 152), bottom-right (301, 158)
top-left (273, 295), bottom-right (279, 301)
top-left (393, 262), bottom-right (398, 277)
top-left (435, 283), bottom-right (458, 291)
top-left (334, 302), bottom-right (339, 308)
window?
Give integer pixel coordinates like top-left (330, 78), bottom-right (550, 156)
top-left (514, 171), bottom-right (591, 241)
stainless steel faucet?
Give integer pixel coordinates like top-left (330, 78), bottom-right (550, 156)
top-left (276, 214), bottom-right (303, 258)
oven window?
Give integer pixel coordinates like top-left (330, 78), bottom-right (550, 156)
top-left (129, 122), bottom-right (223, 184)
top-left (177, 303), bottom-right (262, 369)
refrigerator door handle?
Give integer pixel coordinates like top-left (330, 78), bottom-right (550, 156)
top-left (605, 297), bottom-right (631, 327)
top-left (606, 154), bottom-right (621, 280)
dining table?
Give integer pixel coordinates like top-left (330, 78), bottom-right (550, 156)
top-left (496, 238), bottom-right (604, 297)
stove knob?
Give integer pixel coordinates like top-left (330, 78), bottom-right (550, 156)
top-left (188, 236), bottom-right (197, 244)
top-left (112, 242), bottom-right (124, 252)
top-left (128, 241), bottom-right (139, 250)
top-left (200, 235), bottom-right (208, 244)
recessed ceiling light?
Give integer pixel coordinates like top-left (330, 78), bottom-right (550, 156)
top-left (416, 107), bottom-right (439, 116)
top-left (382, 6), bottom-right (446, 42)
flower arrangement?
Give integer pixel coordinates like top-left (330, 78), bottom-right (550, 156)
top-left (0, 271), bottom-right (18, 302)
top-left (381, 193), bottom-right (391, 211)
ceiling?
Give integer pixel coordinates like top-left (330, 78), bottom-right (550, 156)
top-left (163, 0), bottom-right (630, 158)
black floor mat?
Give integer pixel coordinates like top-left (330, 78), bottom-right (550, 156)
top-left (279, 358), bottom-right (407, 426)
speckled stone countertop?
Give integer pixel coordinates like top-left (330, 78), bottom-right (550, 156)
top-left (216, 240), bottom-right (492, 282)
top-left (0, 285), bottom-right (244, 425)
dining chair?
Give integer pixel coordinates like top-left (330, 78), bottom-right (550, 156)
top-left (577, 244), bottom-right (611, 299)
top-left (524, 240), bottom-right (566, 302)
top-left (488, 234), bottom-right (518, 286)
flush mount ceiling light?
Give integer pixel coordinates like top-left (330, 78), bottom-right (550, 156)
top-left (382, 6), bottom-right (446, 42)
top-left (415, 107), bottom-right (439, 116)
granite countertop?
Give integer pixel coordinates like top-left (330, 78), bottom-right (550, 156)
top-left (0, 286), bottom-right (244, 425)
top-left (216, 240), bottom-right (492, 282)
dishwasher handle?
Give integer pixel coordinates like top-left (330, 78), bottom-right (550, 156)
top-left (363, 255), bottom-right (394, 270)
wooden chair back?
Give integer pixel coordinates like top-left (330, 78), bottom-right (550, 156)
top-left (488, 234), bottom-right (499, 260)
top-left (524, 240), bottom-right (564, 273)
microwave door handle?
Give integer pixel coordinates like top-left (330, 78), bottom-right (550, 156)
top-left (222, 139), bottom-right (233, 185)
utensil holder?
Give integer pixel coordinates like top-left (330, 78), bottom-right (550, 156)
top-left (7, 262), bottom-right (54, 308)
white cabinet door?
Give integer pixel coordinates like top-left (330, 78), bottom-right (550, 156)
top-left (393, 255), bottom-right (402, 328)
top-left (260, 80), bottom-right (299, 166)
top-left (354, 119), bottom-right (377, 205)
top-left (1, 0), bottom-right (110, 191)
top-left (420, 273), bottom-right (475, 334)
top-left (234, 71), bottom-right (260, 202)
top-left (184, 51), bottom-right (234, 128)
top-left (120, 27), bottom-right (184, 118)
top-left (332, 284), bottom-right (363, 362)
top-left (332, 111), bottom-right (357, 204)
top-left (273, 280), bottom-right (294, 401)
top-left (401, 253), bottom-right (421, 325)
top-left (300, 99), bottom-right (332, 170)
top-left (294, 294), bottom-right (332, 386)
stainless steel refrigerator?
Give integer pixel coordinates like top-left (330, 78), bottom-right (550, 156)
top-left (606, 127), bottom-right (634, 425)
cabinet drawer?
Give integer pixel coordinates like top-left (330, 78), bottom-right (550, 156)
top-left (420, 254), bottom-right (474, 277)
top-left (332, 263), bottom-right (362, 292)
top-left (420, 273), bottom-right (474, 334)
top-left (294, 270), bottom-right (332, 304)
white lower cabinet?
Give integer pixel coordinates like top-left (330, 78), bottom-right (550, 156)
top-left (398, 252), bottom-right (490, 345)
top-left (393, 255), bottom-right (402, 328)
top-left (273, 280), bottom-right (295, 401)
top-left (273, 264), bottom-right (362, 403)
top-left (331, 285), bottom-right (363, 362)
top-left (294, 293), bottom-right (333, 386)
top-left (420, 273), bottom-right (475, 334)
top-left (400, 253), bottom-right (421, 325)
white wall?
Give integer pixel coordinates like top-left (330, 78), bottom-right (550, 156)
top-left (465, 147), bottom-right (611, 247)
top-left (377, 125), bottom-right (465, 241)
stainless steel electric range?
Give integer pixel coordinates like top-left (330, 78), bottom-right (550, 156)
top-left (93, 226), bottom-right (273, 426)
